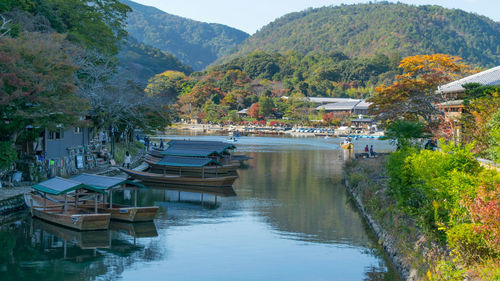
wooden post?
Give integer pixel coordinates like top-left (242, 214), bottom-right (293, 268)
top-left (43, 192), bottom-right (46, 210)
top-left (214, 195), bottom-right (217, 205)
top-left (94, 193), bottom-right (98, 214)
top-left (109, 190), bottom-right (113, 208)
top-left (202, 167), bottom-right (205, 179)
top-left (178, 191), bottom-right (181, 202)
top-left (201, 193), bottom-right (204, 205)
top-left (64, 194), bottom-right (68, 214)
top-left (30, 198), bottom-right (34, 216)
top-left (75, 190), bottom-right (78, 207)
top-left (134, 189), bottom-right (137, 207)
top-left (179, 167), bottom-right (182, 176)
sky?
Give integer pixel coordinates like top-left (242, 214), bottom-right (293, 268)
top-left (131, 0), bottom-right (500, 34)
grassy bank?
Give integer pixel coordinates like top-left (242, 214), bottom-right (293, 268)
top-left (108, 141), bottom-right (145, 164)
top-left (345, 146), bottom-right (500, 281)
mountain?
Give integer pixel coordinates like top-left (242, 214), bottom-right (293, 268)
top-left (117, 36), bottom-right (193, 84)
top-left (224, 2), bottom-right (500, 67)
top-left (121, 0), bottom-right (249, 70)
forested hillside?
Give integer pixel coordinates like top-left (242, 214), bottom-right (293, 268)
top-left (226, 2), bottom-right (500, 67)
top-left (146, 50), bottom-right (402, 123)
top-left (117, 36), bottom-right (193, 84)
top-left (121, 0), bottom-right (249, 70)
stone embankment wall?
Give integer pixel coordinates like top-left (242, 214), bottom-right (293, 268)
top-left (343, 157), bottom-right (444, 281)
top-left (344, 176), bottom-right (414, 280)
top-left (0, 194), bottom-right (27, 224)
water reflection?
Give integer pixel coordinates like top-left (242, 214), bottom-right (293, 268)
top-left (0, 136), bottom-right (400, 281)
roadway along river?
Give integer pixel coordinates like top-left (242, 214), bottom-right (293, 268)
top-left (0, 135), bottom-right (400, 281)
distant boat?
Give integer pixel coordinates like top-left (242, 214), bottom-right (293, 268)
top-left (25, 177), bottom-right (111, 231)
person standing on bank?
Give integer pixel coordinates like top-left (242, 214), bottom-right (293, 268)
top-left (124, 151), bottom-right (131, 169)
top-left (370, 145), bottom-right (376, 157)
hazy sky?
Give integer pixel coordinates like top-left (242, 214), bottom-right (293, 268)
top-left (132, 0), bottom-right (500, 34)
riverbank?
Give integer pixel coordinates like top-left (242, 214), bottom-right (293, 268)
top-left (172, 123), bottom-right (384, 137)
top-left (344, 156), bottom-right (446, 281)
top-left (0, 144), bottom-right (147, 222)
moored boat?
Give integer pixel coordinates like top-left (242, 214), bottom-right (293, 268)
top-left (120, 167), bottom-right (238, 187)
top-left (70, 174), bottom-right (159, 222)
top-left (145, 155), bottom-right (239, 177)
top-left (25, 177), bottom-right (111, 231)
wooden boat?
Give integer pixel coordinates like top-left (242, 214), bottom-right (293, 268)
top-left (145, 155), bottom-right (239, 177)
top-left (70, 174), bottom-right (159, 222)
top-left (25, 177), bottom-right (111, 231)
top-left (120, 167), bottom-right (238, 187)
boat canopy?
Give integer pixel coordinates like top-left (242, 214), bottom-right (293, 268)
top-left (32, 177), bottom-right (105, 195)
top-left (168, 140), bottom-right (236, 150)
top-left (161, 147), bottom-right (223, 158)
top-left (156, 155), bottom-right (222, 167)
top-left (71, 174), bottom-right (146, 190)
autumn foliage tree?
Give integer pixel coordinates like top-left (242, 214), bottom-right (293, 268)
top-left (0, 33), bottom-right (88, 143)
top-left (368, 54), bottom-right (474, 127)
top-left (248, 102), bottom-right (260, 119)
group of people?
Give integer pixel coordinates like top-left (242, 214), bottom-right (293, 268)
top-left (364, 145), bottom-right (376, 157)
top-left (136, 135), bottom-right (165, 151)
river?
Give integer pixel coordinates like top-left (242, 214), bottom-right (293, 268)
top-left (0, 135), bottom-right (400, 281)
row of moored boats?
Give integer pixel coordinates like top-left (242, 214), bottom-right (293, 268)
top-left (25, 140), bottom-right (249, 231)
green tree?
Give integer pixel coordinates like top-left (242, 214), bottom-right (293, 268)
top-left (258, 95), bottom-right (274, 117)
top-left (382, 120), bottom-right (430, 149)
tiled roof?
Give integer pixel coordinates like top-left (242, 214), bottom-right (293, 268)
top-left (438, 66), bottom-right (500, 94)
top-left (308, 97), bottom-right (360, 104)
top-left (316, 101), bottom-right (360, 111)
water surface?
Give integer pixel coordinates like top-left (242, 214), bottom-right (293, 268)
top-left (0, 136), bottom-right (399, 281)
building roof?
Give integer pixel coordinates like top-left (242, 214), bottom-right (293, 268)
top-left (438, 66), bottom-right (500, 94)
top-left (436, 100), bottom-right (464, 107)
top-left (351, 118), bottom-right (373, 123)
top-left (308, 97), bottom-right (361, 104)
top-left (353, 100), bottom-right (372, 110)
top-left (157, 155), bottom-right (221, 167)
top-left (32, 177), bottom-right (105, 195)
top-left (316, 101), bottom-right (360, 111)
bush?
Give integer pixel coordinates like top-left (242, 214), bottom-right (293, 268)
top-left (0, 141), bottom-right (17, 170)
top-left (386, 141), bottom-right (487, 237)
top-left (447, 224), bottom-right (495, 265)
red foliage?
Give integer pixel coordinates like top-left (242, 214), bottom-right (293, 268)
top-left (466, 184), bottom-right (500, 252)
top-left (322, 112), bottom-right (334, 124)
top-left (248, 102), bottom-right (260, 118)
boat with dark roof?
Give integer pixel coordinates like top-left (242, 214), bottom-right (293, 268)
top-left (25, 177), bottom-right (111, 231)
top-left (119, 167), bottom-right (238, 187)
top-left (144, 155), bottom-right (239, 177)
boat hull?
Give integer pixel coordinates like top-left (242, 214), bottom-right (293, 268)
top-left (120, 168), bottom-right (238, 187)
top-left (25, 193), bottom-right (110, 231)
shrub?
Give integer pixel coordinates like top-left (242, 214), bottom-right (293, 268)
top-left (447, 224), bottom-right (494, 265)
top-left (0, 141), bottom-right (17, 170)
